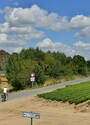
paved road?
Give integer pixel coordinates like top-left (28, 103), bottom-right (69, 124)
top-left (1, 77), bottom-right (90, 102)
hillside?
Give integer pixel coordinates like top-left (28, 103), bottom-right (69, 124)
top-left (0, 50), bottom-right (9, 70)
top-left (6, 48), bottom-right (90, 90)
top-left (2, 48), bottom-right (88, 91)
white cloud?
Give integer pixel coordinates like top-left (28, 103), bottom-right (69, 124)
top-left (0, 33), bottom-right (26, 47)
top-left (5, 6), bottom-right (90, 32)
top-left (67, 15), bottom-right (90, 40)
top-left (37, 38), bottom-right (90, 60)
top-left (75, 26), bottom-right (90, 39)
top-left (1, 4), bottom-right (90, 53)
top-left (4, 5), bottom-right (90, 31)
top-left (73, 41), bottom-right (90, 60)
top-left (0, 22), bottom-right (45, 40)
top-left (4, 5), bottom-right (90, 41)
top-left (0, 23), bottom-right (9, 33)
top-left (37, 38), bottom-right (55, 49)
top-left (13, 2), bottom-right (19, 6)
top-left (3, 47), bottom-right (23, 53)
top-left (0, 33), bottom-right (7, 41)
top-left (0, 10), bottom-right (4, 14)
top-left (5, 5), bottom-right (68, 31)
top-left (13, 47), bottom-right (23, 53)
top-left (37, 38), bottom-right (76, 56)
top-left (74, 41), bottom-right (90, 48)
top-left (0, 6), bottom-right (46, 50)
top-left (69, 15), bottom-right (90, 30)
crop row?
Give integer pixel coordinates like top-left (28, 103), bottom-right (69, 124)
top-left (38, 81), bottom-right (90, 104)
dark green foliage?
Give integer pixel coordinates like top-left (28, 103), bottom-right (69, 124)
top-left (20, 47), bottom-right (45, 61)
top-left (6, 54), bottom-right (34, 90)
top-left (87, 60), bottom-right (90, 74)
top-left (52, 52), bottom-right (66, 65)
top-left (33, 64), bottom-right (46, 84)
top-left (6, 47), bottom-right (89, 90)
top-left (72, 55), bottom-right (87, 75)
top-left (0, 88), bottom-right (3, 94)
top-left (38, 81), bottom-right (90, 104)
top-left (88, 102), bottom-right (90, 106)
top-left (66, 56), bottom-right (72, 64)
top-left (6, 48), bottom-right (46, 90)
top-left (45, 61), bottom-right (61, 78)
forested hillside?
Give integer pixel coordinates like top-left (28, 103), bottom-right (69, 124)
top-left (6, 48), bottom-right (90, 90)
top-left (0, 50), bottom-right (9, 70)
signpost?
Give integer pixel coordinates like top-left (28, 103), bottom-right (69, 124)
top-left (23, 112), bottom-right (40, 125)
top-left (30, 73), bottom-right (35, 88)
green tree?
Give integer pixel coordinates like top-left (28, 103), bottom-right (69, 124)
top-left (45, 61), bottom-right (62, 78)
top-left (33, 64), bottom-right (45, 84)
top-left (72, 55), bottom-right (87, 75)
top-left (86, 60), bottom-right (90, 74)
top-left (52, 52), bottom-right (66, 65)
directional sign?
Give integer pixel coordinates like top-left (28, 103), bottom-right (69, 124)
top-left (23, 112), bottom-right (40, 119)
top-left (30, 77), bottom-right (35, 82)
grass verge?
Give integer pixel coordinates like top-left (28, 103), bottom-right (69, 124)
top-left (0, 88), bottom-right (3, 95)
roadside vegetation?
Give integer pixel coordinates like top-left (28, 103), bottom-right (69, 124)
top-left (5, 48), bottom-right (90, 90)
top-left (0, 88), bottom-right (3, 94)
top-left (88, 101), bottom-right (90, 106)
top-left (38, 81), bottom-right (90, 104)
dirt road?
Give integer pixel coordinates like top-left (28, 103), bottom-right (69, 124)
top-left (1, 78), bottom-right (90, 125)
top-left (0, 96), bottom-right (90, 125)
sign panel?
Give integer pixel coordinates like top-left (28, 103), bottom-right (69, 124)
top-left (30, 77), bottom-right (35, 82)
top-left (23, 112), bottom-right (40, 119)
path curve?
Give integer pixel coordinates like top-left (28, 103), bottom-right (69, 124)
top-left (3, 77), bottom-right (90, 101)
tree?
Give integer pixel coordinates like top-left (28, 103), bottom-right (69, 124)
top-left (6, 54), bottom-right (35, 90)
top-left (86, 60), bottom-right (90, 74)
top-left (52, 52), bottom-right (66, 65)
top-left (6, 47), bottom-right (89, 90)
top-left (33, 64), bottom-right (45, 84)
top-left (45, 61), bottom-right (62, 78)
top-left (72, 55), bottom-right (87, 75)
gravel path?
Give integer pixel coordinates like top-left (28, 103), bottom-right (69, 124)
top-left (3, 77), bottom-right (89, 101)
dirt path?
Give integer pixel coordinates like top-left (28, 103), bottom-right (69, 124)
top-left (1, 77), bottom-right (90, 125)
top-left (0, 96), bottom-right (90, 125)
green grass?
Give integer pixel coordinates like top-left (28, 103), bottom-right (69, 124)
top-left (0, 88), bottom-right (3, 95)
top-left (38, 81), bottom-right (90, 105)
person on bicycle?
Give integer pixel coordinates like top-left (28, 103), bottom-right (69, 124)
top-left (3, 86), bottom-right (8, 101)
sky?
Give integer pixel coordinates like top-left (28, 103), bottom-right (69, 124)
top-left (0, 0), bottom-right (90, 60)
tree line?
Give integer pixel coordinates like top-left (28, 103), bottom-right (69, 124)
top-left (6, 48), bottom-right (90, 90)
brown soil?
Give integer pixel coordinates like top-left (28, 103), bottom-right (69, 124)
top-left (0, 96), bottom-right (90, 125)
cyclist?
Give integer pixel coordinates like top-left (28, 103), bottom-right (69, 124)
top-left (3, 86), bottom-right (8, 101)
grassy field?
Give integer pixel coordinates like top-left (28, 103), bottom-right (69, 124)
top-left (38, 81), bottom-right (90, 104)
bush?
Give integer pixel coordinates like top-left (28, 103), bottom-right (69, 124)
top-left (33, 64), bottom-right (46, 84)
top-left (45, 61), bottom-right (61, 78)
